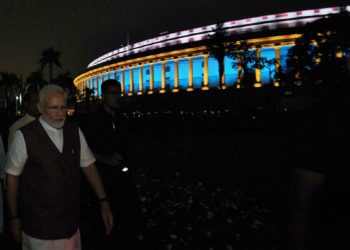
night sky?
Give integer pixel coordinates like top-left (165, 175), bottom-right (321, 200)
top-left (0, 0), bottom-right (348, 79)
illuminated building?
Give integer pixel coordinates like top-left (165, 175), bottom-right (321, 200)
top-left (74, 5), bottom-right (349, 97)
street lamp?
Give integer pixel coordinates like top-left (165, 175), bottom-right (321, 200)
top-left (15, 95), bottom-right (19, 114)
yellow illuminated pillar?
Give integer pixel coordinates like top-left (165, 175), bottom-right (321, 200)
top-left (129, 66), bottom-right (134, 96)
top-left (160, 61), bottom-right (166, 93)
top-left (187, 57), bottom-right (194, 91)
top-left (173, 59), bottom-right (179, 92)
top-left (254, 47), bottom-right (262, 88)
top-left (91, 77), bottom-right (94, 96)
top-left (82, 80), bottom-right (86, 97)
top-left (82, 81), bottom-right (85, 96)
top-left (237, 56), bottom-right (242, 88)
top-left (81, 81), bottom-right (85, 95)
top-left (274, 45), bottom-right (281, 87)
top-left (202, 54), bottom-right (209, 90)
top-left (311, 41), bottom-right (322, 64)
top-left (95, 75), bottom-right (99, 96)
top-left (121, 69), bottom-right (125, 95)
top-left (138, 65), bottom-right (143, 95)
top-left (148, 63), bottom-right (154, 94)
top-left (81, 80), bottom-right (84, 98)
top-left (220, 59), bottom-right (226, 89)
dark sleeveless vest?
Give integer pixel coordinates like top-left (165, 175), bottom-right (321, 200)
top-left (19, 120), bottom-right (81, 239)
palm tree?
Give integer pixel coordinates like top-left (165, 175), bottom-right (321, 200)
top-left (206, 22), bottom-right (230, 89)
top-left (260, 58), bottom-right (279, 85)
top-left (39, 47), bottom-right (62, 83)
top-left (229, 41), bottom-right (259, 88)
top-left (26, 70), bottom-right (47, 92)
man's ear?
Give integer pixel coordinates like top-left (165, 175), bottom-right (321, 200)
top-left (36, 103), bottom-right (43, 114)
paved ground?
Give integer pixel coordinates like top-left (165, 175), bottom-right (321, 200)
top-left (2, 85), bottom-right (350, 249)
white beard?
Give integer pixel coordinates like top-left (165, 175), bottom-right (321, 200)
top-left (42, 116), bottom-right (65, 129)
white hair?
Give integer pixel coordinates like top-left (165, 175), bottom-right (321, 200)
top-left (39, 84), bottom-right (67, 105)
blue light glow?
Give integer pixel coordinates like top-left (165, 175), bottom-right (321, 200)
top-left (133, 67), bottom-right (140, 93)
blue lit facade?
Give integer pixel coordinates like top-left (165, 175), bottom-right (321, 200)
top-left (74, 6), bottom-right (348, 96)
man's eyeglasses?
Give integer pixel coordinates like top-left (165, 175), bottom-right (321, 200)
top-left (47, 106), bottom-right (68, 112)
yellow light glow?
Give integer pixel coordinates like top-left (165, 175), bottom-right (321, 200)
top-left (67, 108), bottom-right (75, 116)
top-left (201, 86), bottom-right (210, 91)
top-left (159, 89), bottom-right (166, 94)
top-left (254, 83), bottom-right (262, 88)
top-left (274, 82), bottom-right (280, 87)
top-left (172, 88), bottom-right (180, 93)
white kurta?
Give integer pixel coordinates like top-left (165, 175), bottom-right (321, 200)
top-left (6, 117), bottom-right (96, 250)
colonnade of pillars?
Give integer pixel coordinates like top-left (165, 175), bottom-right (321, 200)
top-left (82, 45), bottom-right (283, 96)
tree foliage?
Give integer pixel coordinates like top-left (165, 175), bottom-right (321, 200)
top-left (286, 9), bottom-right (350, 87)
top-left (39, 47), bottom-right (62, 83)
top-left (206, 22), bottom-right (230, 88)
top-left (0, 72), bottom-right (21, 107)
top-left (229, 41), bottom-right (260, 88)
top-left (26, 70), bottom-right (47, 93)
top-left (53, 71), bottom-right (78, 106)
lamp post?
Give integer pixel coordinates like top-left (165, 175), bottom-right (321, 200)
top-left (15, 95), bottom-right (19, 114)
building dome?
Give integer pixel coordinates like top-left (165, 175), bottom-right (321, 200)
top-left (74, 5), bottom-right (349, 97)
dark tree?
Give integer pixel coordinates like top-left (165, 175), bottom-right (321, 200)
top-left (286, 9), bottom-right (350, 87)
top-left (53, 71), bottom-right (78, 106)
top-left (26, 70), bottom-right (47, 92)
top-left (39, 47), bottom-right (62, 83)
top-left (229, 41), bottom-right (259, 89)
top-left (206, 22), bottom-right (230, 89)
top-left (0, 72), bottom-right (21, 108)
top-left (260, 58), bottom-right (279, 85)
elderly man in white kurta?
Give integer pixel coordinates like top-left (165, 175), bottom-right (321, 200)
top-left (6, 84), bottom-right (113, 250)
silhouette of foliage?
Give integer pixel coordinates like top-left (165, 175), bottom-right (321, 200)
top-left (25, 70), bottom-right (47, 93)
top-left (39, 47), bottom-right (62, 83)
top-left (0, 72), bottom-right (21, 108)
top-left (206, 22), bottom-right (230, 89)
top-left (286, 9), bottom-right (350, 87)
top-left (53, 71), bottom-right (78, 107)
top-left (229, 41), bottom-right (260, 88)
